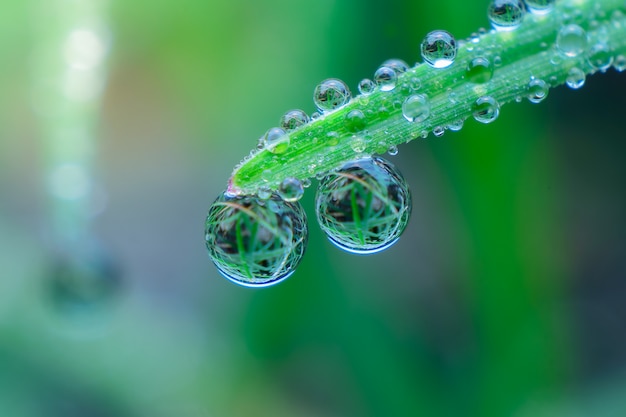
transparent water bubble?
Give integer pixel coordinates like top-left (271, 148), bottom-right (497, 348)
top-left (588, 44), bottom-right (613, 72)
top-left (614, 55), bottom-right (626, 72)
top-left (472, 96), bottom-right (500, 123)
top-left (280, 109), bottom-right (309, 131)
top-left (374, 66), bottom-right (397, 91)
top-left (326, 131), bottom-right (340, 146)
top-left (278, 177), bottom-right (305, 202)
top-left (350, 135), bottom-right (367, 153)
top-left (525, 0), bottom-right (554, 14)
top-left (566, 67), bottom-right (586, 89)
top-left (345, 109), bottom-right (367, 132)
top-left (447, 119), bottom-right (464, 131)
top-left (313, 78), bottom-right (351, 113)
top-left (433, 126), bottom-right (445, 137)
top-left (466, 57), bottom-right (494, 83)
top-left (420, 30), bottom-right (457, 68)
top-left (381, 58), bottom-right (410, 73)
top-left (315, 157), bottom-right (412, 254)
top-left (205, 192), bottom-right (308, 287)
top-left (257, 186), bottom-right (272, 200)
top-left (402, 94), bottom-right (430, 123)
top-left (263, 127), bottom-right (290, 154)
top-left (488, 0), bottom-right (526, 31)
top-left (358, 78), bottom-right (376, 95)
top-left (527, 78), bottom-right (548, 103)
top-left (556, 24), bottom-right (588, 57)
top-left (388, 145), bottom-right (399, 156)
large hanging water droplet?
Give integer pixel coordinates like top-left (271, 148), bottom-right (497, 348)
top-left (205, 192), bottom-right (308, 287)
top-left (315, 157), bottom-right (411, 254)
top-left (381, 58), bottom-right (409, 73)
top-left (280, 109), bottom-right (309, 131)
top-left (374, 66), bottom-right (397, 91)
top-left (402, 94), bottom-right (430, 123)
top-left (313, 78), bottom-right (351, 113)
top-left (566, 67), bottom-right (585, 89)
top-left (556, 24), bottom-right (588, 58)
top-left (278, 177), bottom-right (304, 202)
top-left (525, 0), bottom-right (554, 14)
top-left (420, 30), bottom-right (457, 68)
top-left (262, 127), bottom-right (290, 154)
top-left (527, 78), bottom-right (548, 103)
top-left (472, 96), bottom-right (500, 124)
top-left (465, 57), bottom-right (494, 84)
top-left (488, 0), bottom-right (526, 31)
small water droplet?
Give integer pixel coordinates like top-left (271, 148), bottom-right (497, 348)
top-left (447, 119), bottom-right (464, 131)
top-left (466, 57), bottom-right (494, 84)
top-left (420, 30), bottom-right (457, 68)
top-left (358, 78), bottom-right (376, 95)
top-left (350, 135), bottom-right (367, 153)
top-left (381, 58), bottom-right (409, 73)
top-left (402, 94), bottom-right (430, 123)
top-left (525, 0), bottom-right (554, 15)
top-left (588, 44), bottom-right (613, 72)
top-left (488, 0), bottom-right (526, 31)
top-left (315, 157), bottom-right (411, 254)
top-left (262, 127), bottom-right (290, 154)
top-left (345, 109), bottom-right (367, 132)
top-left (313, 78), bottom-right (351, 113)
top-left (527, 78), bottom-right (548, 103)
top-left (302, 178), bottom-right (312, 188)
top-left (566, 67), bottom-right (585, 89)
top-left (388, 145), bottom-right (399, 156)
top-left (278, 178), bottom-right (304, 202)
top-left (472, 96), bottom-right (500, 123)
top-left (279, 109), bottom-right (309, 131)
top-left (205, 192), bottom-right (308, 287)
top-left (374, 66), bottom-right (397, 91)
top-left (326, 131), bottom-right (340, 146)
top-left (257, 186), bottom-right (272, 200)
top-left (556, 24), bottom-right (588, 58)
top-left (614, 55), bottom-right (626, 72)
top-left (493, 55), bottom-right (503, 67)
top-left (433, 126), bottom-right (445, 137)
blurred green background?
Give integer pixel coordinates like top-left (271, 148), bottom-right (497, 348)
top-left (2, 0), bottom-right (626, 416)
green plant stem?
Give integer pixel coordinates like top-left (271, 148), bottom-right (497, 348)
top-left (229, 0), bottom-right (626, 195)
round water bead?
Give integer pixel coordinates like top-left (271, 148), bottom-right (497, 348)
top-left (556, 24), bottom-right (588, 58)
top-left (315, 157), bottom-right (411, 254)
top-left (524, 0), bottom-right (554, 14)
top-left (358, 78), bottom-right (376, 95)
top-left (566, 67), bottom-right (585, 89)
top-left (278, 177), bottom-right (304, 202)
top-left (488, 0), bottom-right (526, 31)
top-left (472, 96), bottom-right (500, 124)
top-left (313, 78), bottom-right (351, 113)
top-left (374, 66), bottom-right (397, 91)
top-left (588, 44), bottom-right (613, 72)
top-left (402, 94), bottom-right (430, 123)
top-left (205, 192), bottom-right (308, 287)
top-left (421, 30), bottom-right (457, 68)
top-left (263, 127), bottom-right (290, 154)
top-left (466, 57), bottom-right (494, 84)
top-left (381, 58), bottom-right (410, 73)
top-left (527, 78), bottom-right (548, 103)
top-left (280, 109), bottom-right (309, 131)
top-left (345, 109), bottom-right (367, 132)
top-left (614, 55), bottom-right (626, 72)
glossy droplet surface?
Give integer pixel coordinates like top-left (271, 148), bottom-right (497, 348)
top-left (358, 78), bottom-right (376, 95)
top-left (280, 109), bottom-right (309, 131)
top-left (524, 0), bottom-right (554, 14)
top-left (588, 44), bottom-right (613, 72)
top-left (488, 0), bottom-right (526, 31)
top-left (402, 94), bottom-right (430, 123)
top-left (278, 177), bottom-right (304, 202)
top-left (556, 24), bottom-right (588, 57)
top-left (205, 193), bottom-right (307, 287)
top-left (263, 127), bottom-right (290, 154)
top-left (472, 96), bottom-right (500, 124)
top-left (466, 57), bottom-right (494, 84)
top-left (527, 79), bottom-right (548, 103)
top-left (345, 109), bottom-right (366, 132)
top-left (566, 67), bottom-right (585, 89)
top-left (614, 55), bottom-right (626, 72)
top-left (315, 157), bottom-right (411, 254)
top-left (421, 30), bottom-right (457, 68)
top-left (374, 66), bottom-right (397, 91)
top-left (381, 58), bottom-right (409, 73)
top-left (313, 78), bottom-right (351, 113)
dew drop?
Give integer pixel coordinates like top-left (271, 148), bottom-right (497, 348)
top-left (262, 127), bottom-right (290, 154)
top-left (402, 94), bottom-right (430, 123)
top-left (388, 145), bottom-right (399, 156)
top-left (525, 0), bottom-right (554, 15)
top-left (374, 66), bottom-right (397, 91)
top-left (358, 78), bottom-right (376, 95)
top-left (588, 44), bottom-right (613, 72)
top-left (278, 177), bottom-right (304, 202)
top-left (466, 57), bottom-right (494, 84)
top-left (420, 30), bottom-right (457, 68)
top-left (257, 186), bottom-right (272, 200)
top-left (302, 178), bottom-right (312, 189)
top-left (381, 58), bottom-right (410, 73)
top-left (433, 126), bottom-right (445, 137)
top-left (313, 78), bottom-right (351, 113)
top-left (614, 55), bottom-right (626, 72)
top-left (488, 0), bottom-right (526, 31)
top-left (447, 119), bottom-right (464, 131)
top-left (566, 67), bottom-right (586, 89)
top-left (345, 109), bottom-right (367, 132)
top-left (205, 192), bottom-right (308, 287)
top-left (472, 96), bottom-right (500, 124)
top-left (280, 109), bottom-right (309, 131)
top-left (556, 24), bottom-right (588, 58)
top-left (315, 157), bottom-right (411, 254)
top-left (350, 135), bottom-right (367, 153)
top-left (527, 78), bottom-right (548, 103)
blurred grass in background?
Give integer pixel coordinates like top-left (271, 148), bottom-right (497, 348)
top-left (1, 0), bottom-right (626, 416)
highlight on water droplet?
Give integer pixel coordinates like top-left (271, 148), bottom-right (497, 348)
top-left (614, 55), bottom-right (626, 72)
top-left (402, 94), bottom-right (430, 123)
top-left (358, 78), bottom-right (376, 95)
top-left (313, 78), bottom-right (351, 113)
top-left (465, 57), bottom-right (494, 84)
top-left (527, 78), bottom-right (548, 103)
top-left (350, 135), bottom-right (367, 153)
top-left (374, 66), bottom-right (398, 91)
top-left (556, 24), bottom-right (588, 58)
top-left (488, 0), bottom-right (526, 31)
top-left (381, 58), bottom-right (409, 73)
top-left (566, 67), bottom-right (585, 89)
top-left (524, 0), bottom-right (554, 15)
top-left (472, 96), bottom-right (500, 124)
top-left (280, 109), bottom-right (309, 131)
top-left (345, 109), bottom-right (367, 132)
top-left (205, 192), bottom-right (308, 287)
top-left (433, 126), bottom-right (445, 137)
top-left (278, 177), bottom-right (304, 202)
top-left (387, 145), bottom-right (399, 156)
top-left (420, 30), bottom-right (457, 68)
top-left (447, 119), bottom-right (465, 132)
top-left (263, 127), bottom-right (290, 154)
top-left (315, 157), bottom-right (412, 254)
